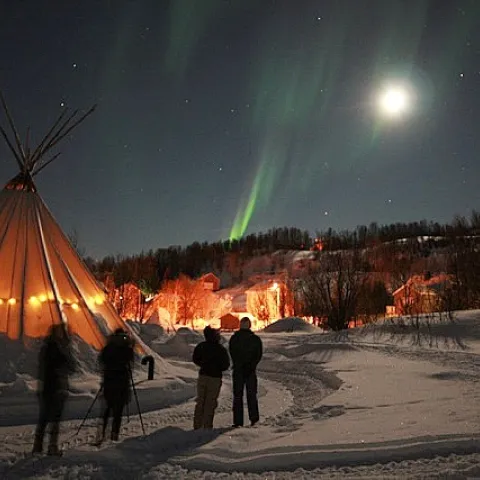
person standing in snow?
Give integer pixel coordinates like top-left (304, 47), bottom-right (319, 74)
top-left (33, 323), bottom-right (75, 455)
top-left (192, 326), bottom-right (230, 429)
top-left (97, 328), bottom-right (134, 443)
top-left (229, 317), bottom-right (263, 427)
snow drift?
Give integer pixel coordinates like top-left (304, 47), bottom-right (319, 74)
top-left (263, 317), bottom-right (317, 333)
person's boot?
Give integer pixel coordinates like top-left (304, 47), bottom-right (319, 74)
top-left (47, 444), bottom-right (62, 456)
top-left (32, 436), bottom-right (43, 454)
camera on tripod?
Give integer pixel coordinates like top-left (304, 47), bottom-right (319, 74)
top-left (75, 329), bottom-right (152, 442)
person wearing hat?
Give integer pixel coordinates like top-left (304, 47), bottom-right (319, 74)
top-left (229, 317), bottom-right (263, 427)
top-left (192, 326), bottom-right (230, 429)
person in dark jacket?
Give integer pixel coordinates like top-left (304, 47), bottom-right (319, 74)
top-left (97, 328), bottom-right (134, 443)
top-left (192, 326), bottom-right (230, 429)
top-left (33, 323), bottom-right (75, 455)
top-left (229, 317), bottom-right (263, 427)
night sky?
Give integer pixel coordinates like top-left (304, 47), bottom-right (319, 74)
top-left (1, 0), bottom-right (479, 258)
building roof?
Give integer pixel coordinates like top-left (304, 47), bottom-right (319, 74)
top-left (393, 273), bottom-right (452, 297)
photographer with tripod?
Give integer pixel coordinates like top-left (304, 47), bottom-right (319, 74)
top-left (96, 328), bottom-right (134, 444)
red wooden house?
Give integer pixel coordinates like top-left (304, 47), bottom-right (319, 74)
top-left (199, 273), bottom-right (221, 291)
top-left (392, 273), bottom-right (451, 316)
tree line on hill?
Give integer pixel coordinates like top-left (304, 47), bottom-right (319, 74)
top-left (85, 227), bottom-right (312, 293)
top-left (80, 212), bottom-right (480, 330)
top-left (84, 212), bottom-right (479, 289)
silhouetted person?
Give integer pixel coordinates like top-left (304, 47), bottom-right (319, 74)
top-left (229, 317), bottom-right (263, 427)
top-left (192, 326), bottom-right (230, 429)
top-left (33, 323), bottom-right (75, 455)
top-left (97, 328), bottom-right (134, 443)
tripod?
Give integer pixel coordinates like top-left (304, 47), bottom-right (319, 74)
top-left (75, 385), bottom-right (101, 436)
top-left (129, 365), bottom-right (145, 435)
top-left (76, 367), bottom-right (145, 439)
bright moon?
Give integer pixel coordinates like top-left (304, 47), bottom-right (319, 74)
top-left (378, 86), bottom-right (409, 116)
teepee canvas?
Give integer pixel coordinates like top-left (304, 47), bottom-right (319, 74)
top-left (0, 95), bottom-right (130, 350)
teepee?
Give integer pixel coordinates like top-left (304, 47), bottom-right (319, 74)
top-left (0, 94), bottom-right (130, 350)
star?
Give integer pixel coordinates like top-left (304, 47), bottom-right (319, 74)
top-left (459, 72), bottom-right (464, 78)
top-left (324, 211), bottom-right (329, 216)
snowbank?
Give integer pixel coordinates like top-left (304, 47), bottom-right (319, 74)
top-left (132, 321), bottom-right (166, 343)
top-left (314, 309), bottom-right (480, 354)
top-left (151, 327), bottom-right (203, 360)
top-left (263, 317), bottom-right (317, 333)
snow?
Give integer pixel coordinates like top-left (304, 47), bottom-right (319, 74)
top-left (0, 334), bottom-right (109, 387)
top-left (1, 310), bottom-right (480, 478)
top-left (263, 316), bottom-right (318, 333)
top-left (150, 327), bottom-right (204, 361)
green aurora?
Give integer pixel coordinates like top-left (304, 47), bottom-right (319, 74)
top-left (162, 0), bottom-right (480, 241)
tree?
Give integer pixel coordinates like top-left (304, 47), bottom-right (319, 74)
top-left (300, 250), bottom-right (368, 331)
top-left (357, 280), bottom-right (391, 322)
top-left (250, 291), bottom-right (271, 324)
top-left (277, 280), bottom-right (294, 318)
top-left (157, 280), bottom-right (181, 326)
top-left (470, 209), bottom-right (480, 234)
top-left (446, 237), bottom-right (480, 309)
top-left (158, 275), bottom-right (209, 327)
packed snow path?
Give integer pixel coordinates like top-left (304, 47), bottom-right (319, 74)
top-left (1, 312), bottom-right (480, 479)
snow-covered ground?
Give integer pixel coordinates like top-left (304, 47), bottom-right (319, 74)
top-left (1, 311), bottom-right (479, 479)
